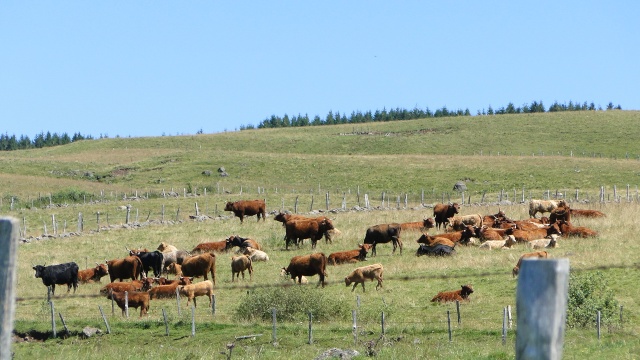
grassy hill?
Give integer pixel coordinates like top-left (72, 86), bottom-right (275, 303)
top-left (4, 110), bottom-right (640, 359)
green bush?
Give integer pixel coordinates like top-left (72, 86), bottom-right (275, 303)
top-left (235, 285), bottom-right (350, 322)
top-left (567, 271), bottom-right (620, 328)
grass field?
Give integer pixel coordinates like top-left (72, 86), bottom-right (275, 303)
top-left (3, 110), bottom-right (640, 359)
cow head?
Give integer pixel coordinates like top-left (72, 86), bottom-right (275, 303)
top-left (416, 234), bottom-right (429, 244)
top-left (224, 202), bottom-right (234, 211)
top-left (460, 284), bottom-right (474, 297)
top-left (179, 276), bottom-right (193, 285)
top-left (423, 218), bottom-right (436, 229)
top-left (95, 263), bottom-right (109, 276)
top-left (451, 203), bottom-right (460, 213)
top-left (32, 265), bottom-right (46, 278)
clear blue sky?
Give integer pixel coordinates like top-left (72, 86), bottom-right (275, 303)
top-left (2, 2), bottom-right (638, 138)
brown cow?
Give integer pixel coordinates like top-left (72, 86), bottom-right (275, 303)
top-left (284, 218), bottom-right (335, 250)
top-left (506, 223), bottom-right (562, 243)
top-left (431, 284), bottom-right (474, 303)
top-left (344, 263), bottom-right (384, 292)
top-left (416, 234), bottom-right (456, 248)
top-left (225, 235), bottom-right (263, 251)
top-left (231, 255), bottom-right (253, 282)
top-left (433, 203), bottom-right (460, 230)
top-left (225, 199), bottom-right (266, 223)
top-left (400, 218), bottom-right (436, 232)
top-left (276, 213), bottom-right (335, 246)
top-left (328, 244), bottom-right (369, 265)
top-left (191, 240), bottom-right (228, 254)
top-left (148, 276), bottom-right (193, 299)
top-left (108, 290), bottom-right (150, 317)
top-left (512, 251), bottom-right (549, 277)
top-left (281, 253), bottom-right (328, 287)
top-left (556, 220), bottom-right (598, 238)
top-left (429, 226), bottom-right (475, 245)
top-left (106, 256), bottom-right (143, 282)
top-left (570, 208), bottom-right (606, 218)
top-left (78, 263), bottom-right (109, 284)
top-left (363, 223), bottom-right (402, 256)
top-left (478, 226), bottom-right (508, 241)
top-left (177, 280), bottom-right (214, 308)
top-left (180, 253), bottom-right (217, 285)
top-left (100, 279), bottom-right (152, 295)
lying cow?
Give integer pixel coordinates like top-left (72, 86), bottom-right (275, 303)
top-left (478, 235), bottom-right (517, 250)
top-left (77, 263), bottom-right (109, 284)
top-left (416, 244), bottom-right (456, 257)
top-left (328, 244), bottom-right (369, 265)
top-left (528, 234), bottom-right (560, 250)
top-left (344, 263), bottom-right (384, 292)
top-left (192, 240), bottom-right (228, 254)
top-left (33, 262), bottom-right (79, 296)
top-left (431, 284), bottom-right (474, 303)
top-left (512, 251), bottom-right (549, 278)
top-left (241, 246), bottom-right (270, 262)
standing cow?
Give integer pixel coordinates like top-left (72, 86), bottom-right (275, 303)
top-left (281, 253), bottom-right (328, 287)
top-left (33, 262), bottom-right (79, 296)
top-left (433, 203), bottom-right (460, 230)
top-left (363, 223), bottom-right (402, 256)
top-left (225, 199), bottom-right (266, 223)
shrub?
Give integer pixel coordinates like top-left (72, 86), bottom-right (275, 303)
top-left (235, 285), bottom-right (349, 322)
top-left (567, 271), bottom-right (620, 328)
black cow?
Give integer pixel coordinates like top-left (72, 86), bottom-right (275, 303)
top-left (363, 223), bottom-right (402, 257)
top-left (416, 244), bottom-right (456, 257)
top-left (129, 249), bottom-right (164, 278)
top-left (32, 262), bottom-right (79, 296)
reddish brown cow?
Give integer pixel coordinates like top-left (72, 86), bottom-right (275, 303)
top-left (328, 244), bottom-right (369, 265)
top-left (556, 220), bottom-right (598, 238)
top-left (148, 277), bottom-right (193, 299)
top-left (431, 284), bottom-right (474, 303)
top-left (363, 223), bottom-right (403, 256)
top-left (108, 291), bottom-right (150, 317)
top-left (275, 213), bottom-right (335, 245)
top-left (192, 240), bottom-right (228, 254)
top-left (106, 256), bottom-right (143, 282)
top-left (512, 251), bottom-right (549, 277)
top-left (478, 226), bottom-right (508, 241)
top-left (100, 279), bottom-right (151, 295)
top-left (225, 199), bottom-right (266, 223)
top-left (433, 203), bottom-right (460, 230)
top-left (180, 253), bottom-right (217, 285)
top-left (284, 218), bottom-right (335, 250)
top-left (400, 218), bottom-right (435, 232)
top-left (428, 226), bottom-right (475, 245)
top-left (416, 234), bottom-right (457, 248)
top-left (78, 263), bottom-right (109, 284)
top-left (549, 206), bottom-right (571, 224)
top-left (281, 253), bottom-right (328, 287)
top-left (506, 223), bottom-right (562, 243)
top-left (225, 235), bottom-right (263, 251)
top-left (570, 208), bottom-right (606, 218)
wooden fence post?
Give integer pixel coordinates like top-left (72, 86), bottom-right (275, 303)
top-left (0, 217), bottom-right (19, 359)
top-left (516, 259), bottom-right (569, 360)
top-left (308, 311), bottom-right (313, 344)
top-left (98, 305), bottom-right (111, 334)
top-left (271, 308), bottom-right (277, 344)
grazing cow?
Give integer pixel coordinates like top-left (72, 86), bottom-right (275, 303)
top-left (129, 249), bottom-right (164, 278)
top-left (431, 284), bottom-right (474, 303)
top-left (506, 223), bottom-right (562, 243)
top-left (570, 208), bottom-right (606, 218)
top-left (478, 235), bottom-right (517, 250)
top-left (363, 223), bottom-right (402, 256)
top-left (33, 262), bottom-right (79, 296)
top-left (178, 280), bottom-right (214, 308)
top-left (157, 242), bottom-right (178, 253)
top-left (431, 284), bottom-right (473, 303)
top-left (416, 244), bottom-right (456, 257)
top-left (224, 199), bottom-right (266, 223)
top-left (180, 253), bottom-right (217, 284)
top-left (529, 199), bottom-right (567, 218)
top-left (344, 263), bottom-right (384, 292)
top-left (192, 240), bottom-right (228, 254)
top-left (416, 234), bottom-right (456, 248)
top-left (161, 250), bottom-right (190, 272)
top-left (556, 220), bottom-right (598, 238)
top-left (447, 214), bottom-right (483, 231)
top-left (433, 203), bottom-right (460, 230)
top-left (529, 234), bottom-right (560, 250)
top-left (106, 256), bottom-right (143, 282)
top-left (400, 218), bottom-right (436, 232)
top-left (225, 235), bottom-right (263, 251)
top-left (100, 279), bottom-right (152, 296)
top-left (284, 218), bottom-right (335, 250)
top-left (231, 255), bottom-right (253, 282)
top-left (512, 251), bottom-right (549, 277)
top-left (280, 268), bottom-right (309, 284)
top-left (240, 247), bottom-right (270, 262)
top-left (328, 244), bottom-right (369, 265)
top-left (78, 263), bottom-right (109, 284)
top-left (281, 253), bottom-right (328, 287)
top-left (148, 277), bottom-right (193, 299)
top-left (108, 290), bottom-right (150, 317)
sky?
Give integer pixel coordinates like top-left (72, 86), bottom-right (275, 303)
top-left (1, 2), bottom-right (639, 139)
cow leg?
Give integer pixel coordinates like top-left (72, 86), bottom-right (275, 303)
top-left (371, 243), bottom-right (377, 257)
top-left (351, 283), bottom-right (358, 292)
top-left (398, 240), bottom-right (403, 255)
top-left (51, 285), bottom-right (56, 296)
top-left (193, 297), bottom-right (197, 308)
top-left (376, 276), bottom-right (383, 290)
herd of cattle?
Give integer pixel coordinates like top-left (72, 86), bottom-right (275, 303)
top-left (31, 198), bottom-right (604, 316)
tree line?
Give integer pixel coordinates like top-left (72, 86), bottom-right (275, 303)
top-left (241, 100), bottom-right (622, 130)
top-left (0, 132), bottom-right (93, 151)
